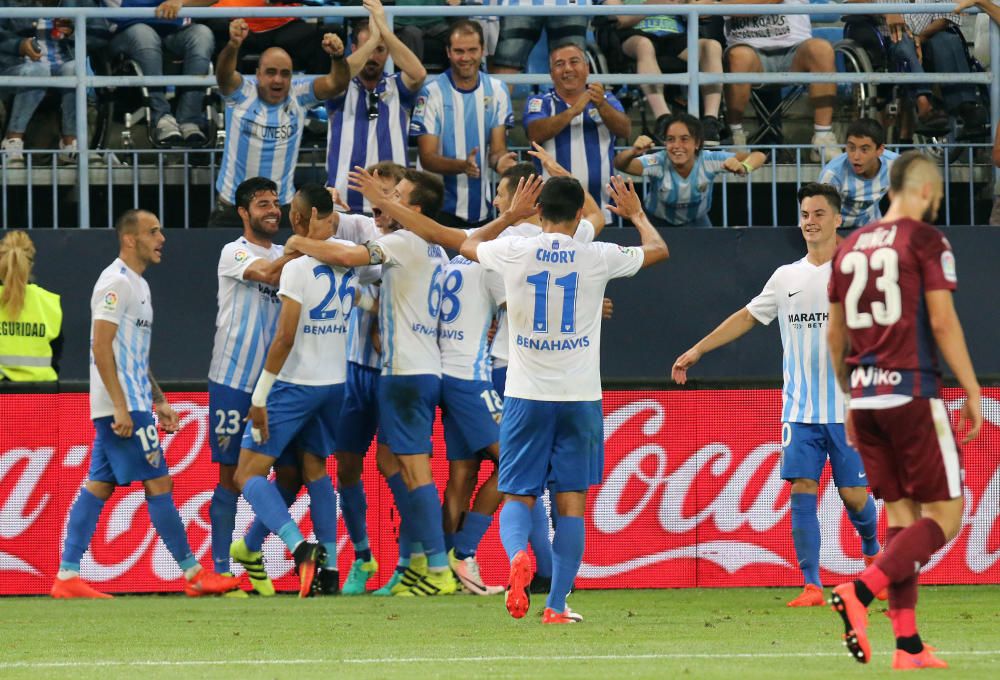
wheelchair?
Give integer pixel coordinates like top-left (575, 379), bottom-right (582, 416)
top-left (592, 16), bottom-right (708, 140)
top-left (90, 51), bottom-right (224, 152)
top-left (833, 16), bottom-right (989, 160)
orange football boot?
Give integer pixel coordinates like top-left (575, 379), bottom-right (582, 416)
top-left (831, 582), bottom-right (872, 664)
top-left (505, 550), bottom-right (533, 619)
top-left (51, 576), bottom-right (113, 599)
top-left (892, 648), bottom-right (948, 670)
top-left (787, 583), bottom-right (825, 607)
top-left (542, 607), bottom-right (581, 624)
top-left (184, 569), bottom-right (242, 596)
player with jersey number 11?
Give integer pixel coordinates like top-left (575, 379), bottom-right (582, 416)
top-left (460, 174), bottom-right (669, 623)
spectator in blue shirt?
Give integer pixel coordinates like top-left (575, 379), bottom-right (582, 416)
top-left (524, 42), bottom-right (631, 220)
top-left (614, 113), bottom-right (766, 227)
top-left (818, 118), bottom-right (898, 229)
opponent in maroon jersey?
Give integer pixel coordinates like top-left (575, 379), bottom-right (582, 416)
top-left (825, 152), bottom-right (982, 670)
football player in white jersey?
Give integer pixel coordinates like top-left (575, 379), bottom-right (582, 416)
top-left (232, 188), bottom-right (361, 598)
top-left (285, 169), bottom-right (458, 597)
top-left (207, 177), bottom-right (301, 594)
top-left (671, 182), bottom-right (882, 608)
top-left (53, 211), bottom-right (241, 599)
top-left (351, 167), bottom-right (538, 597)
top-left (462, 175), bottom-right (668, 623)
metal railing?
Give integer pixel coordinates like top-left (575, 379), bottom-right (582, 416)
top-left (0, 3), bottom-right (996, 228)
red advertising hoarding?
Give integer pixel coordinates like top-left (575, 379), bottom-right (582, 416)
top-left (1, 389), bottom-right (997, 595)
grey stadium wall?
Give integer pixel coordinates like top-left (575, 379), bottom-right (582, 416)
top-left (8, 226), bottom-right (1000, 384)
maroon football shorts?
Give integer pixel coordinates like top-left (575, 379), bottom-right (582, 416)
top-left (851, 397), bottom-right (964, 503)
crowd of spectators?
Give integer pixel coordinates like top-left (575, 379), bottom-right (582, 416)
top-left (0, 0), bottom-right (994, 226)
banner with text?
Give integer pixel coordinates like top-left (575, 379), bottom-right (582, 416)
top-left (1, 389), bottom-right (997, 595)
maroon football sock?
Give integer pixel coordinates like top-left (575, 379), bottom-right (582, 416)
top-left (860, 519), bottom-right (946, 597)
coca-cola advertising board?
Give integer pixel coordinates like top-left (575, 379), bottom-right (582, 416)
top-left (1, 389), bottom-right (997, 595)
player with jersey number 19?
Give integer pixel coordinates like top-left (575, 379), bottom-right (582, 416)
top-left (52, 211), bottom-right (241, 599)
top-left (462, 175), bottom-right (669, 624)
top-left (827, 152), bottom-right (982, 670)
top-left (671, 183), bottom-right (882, 608)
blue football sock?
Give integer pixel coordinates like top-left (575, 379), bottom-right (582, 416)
top-left (848, 495), bottom-right (881, 557)
top-left (499, 500), bottom-right (532, 562)
top-left (454, 511), bottom-right (493, 560)
top-left (528, 498), bottom-right (553, 578)
top-left (386, 472), bottom-right (414, 563)
top-left (790, 492), bottom-right (822, 587)
top-left (243, 476), bottom-right (304, 552)
top-left (209, 485), bottom-right (238, 573)
top-left (60, 487), bottom-right (106, 572)
top-left (147, 492), bottom-right (197, 572)
top-left (338, 481), bottom-right (371, 562)
top-left (409, 484), bottom-right (447, 569)
top-left (244, 481), bottom-right (297, 552)
top-left (546, 515), bottom-right (584, 613)
top-left (306, 475), bottom-right (338, 565)
top-left (444, 532), bottom-right (455, 553)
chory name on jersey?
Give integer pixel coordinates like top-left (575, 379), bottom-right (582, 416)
top-left (411, 322), bottom-right (438, 336)
top-left (851, 366), bottom-right (903, 388)
top-left (303, 322), bottom-right (348, 335)
top-left (853, 225), bottom-right (897, 251)
top-left (516, 334), bottom-right (590, 351)
top-left (438, 328), bottom-right (464, 340)
top-left (536, 248), bottom-right (576, 264)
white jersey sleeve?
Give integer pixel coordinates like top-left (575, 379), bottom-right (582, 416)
top-left (208, 239), bottom-right (284, 392)
top-left (746, 270), bottom-right (779, 325)
top-left (594, 242), bottom-right (644, 280)
top-left (275, 247), bottom-right (357, 385)
top-left (336, 213), bottom-right (381, 245)
top-left (218, 241), bottom-right (262, 281)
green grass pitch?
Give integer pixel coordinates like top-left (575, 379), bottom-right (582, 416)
top-left (2, 587), bottom-right (1000, 679)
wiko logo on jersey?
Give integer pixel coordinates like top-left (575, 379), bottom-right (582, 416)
top-left (853, 224), bottom-right (898, 251)
top-left (851, 366), bottom-right (903, 388)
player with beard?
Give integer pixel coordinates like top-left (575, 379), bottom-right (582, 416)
top-left (325, 0), bottom-right (426, 214)
top-left (827, 152), bottom-right (982, 670)
top-left (207, 177), bottom-right (298, 594)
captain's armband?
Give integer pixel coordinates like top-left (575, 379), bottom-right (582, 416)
top-left (366, 242), bottom-right (387, 265)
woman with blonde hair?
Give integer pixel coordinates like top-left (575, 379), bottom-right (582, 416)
top-left (0, 231), bottom-right (62, 381)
